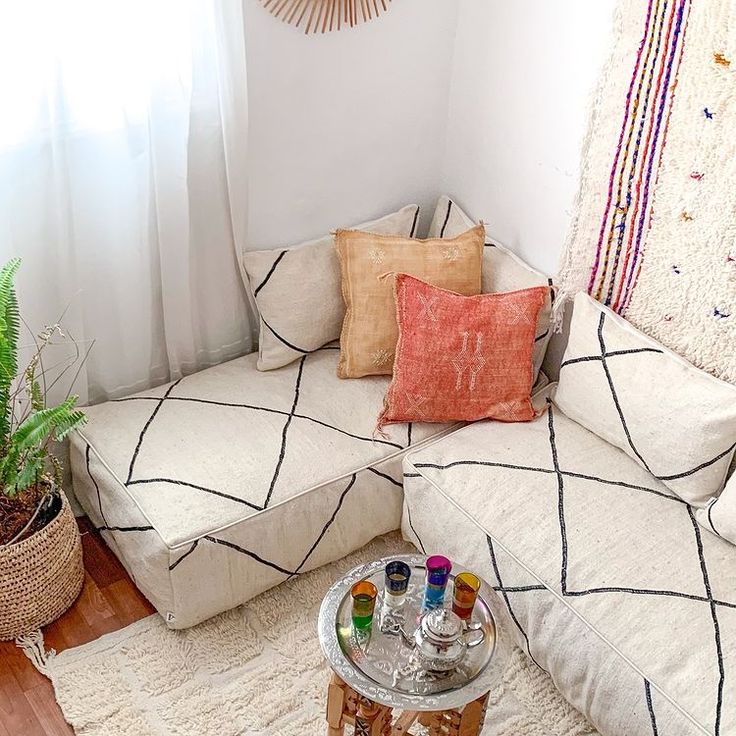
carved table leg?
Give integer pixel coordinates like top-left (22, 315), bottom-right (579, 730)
top-left (417, 712), bottom-right (433, 727)
top-left (422, 691), bottom-right (490, 736)
top-left (353, 696), bottom-right (392, 736)
top-left (392, 710), bottom-right (420, 735)
top-left (326, 672), bottom-right (361, 735)
top-left (424, 709), bottom-right (462, 736)
top-left (326, 673), bottom-right (347, 736)
top-left (458, 692), bottom-right (489, 736)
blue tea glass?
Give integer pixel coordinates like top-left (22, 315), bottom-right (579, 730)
top-left (423, 555), bottom-right (452, 609)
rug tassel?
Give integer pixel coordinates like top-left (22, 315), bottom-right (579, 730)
top-left (551, 288), bottom-right (573, 333)
top-left (16, 630), bottom-right (56, 677)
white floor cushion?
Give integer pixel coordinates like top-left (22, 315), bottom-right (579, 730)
top-left (69, 345), bottom-right (454, 628)
top-left (402, 401), bottom-right (735, 736)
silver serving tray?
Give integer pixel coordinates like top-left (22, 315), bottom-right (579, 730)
top-left (318, 554), bottom-right (499, 711)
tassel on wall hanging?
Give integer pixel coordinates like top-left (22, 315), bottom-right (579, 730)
top-left (259, 0), bottom-right (392, 34)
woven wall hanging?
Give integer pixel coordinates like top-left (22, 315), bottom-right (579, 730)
top-left (259, 0), bottom-right (392, 34)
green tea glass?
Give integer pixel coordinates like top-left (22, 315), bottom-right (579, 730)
top-left (351, 580), bottom-right (378, 631)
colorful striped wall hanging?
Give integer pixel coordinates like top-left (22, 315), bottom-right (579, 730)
top-left (557, 0), bottom-right (736, 384)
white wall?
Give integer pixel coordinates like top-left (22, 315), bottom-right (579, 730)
top-left (440, 0), bottom-right (616, 275)
top-left (243, 0), bottom-right (459, 249)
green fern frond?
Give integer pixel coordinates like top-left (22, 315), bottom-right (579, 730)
top-left (0, 259), bottom-right (88, 499)
top-left (13, 454), bottom-right (46, 494)
top-left (52, 407), bottom-right (87, 441)
top-left (10, 398), bottom-right (79, 454)
top-left (0, 259), bottom-right (21, 443)
top-left (0, 461), bottom-right (18, 497)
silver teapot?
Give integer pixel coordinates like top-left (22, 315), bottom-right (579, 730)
top-left (408, 608), bottom-right (485, 672)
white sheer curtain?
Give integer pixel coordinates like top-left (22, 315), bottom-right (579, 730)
top-left (0, 0), bottom-right (253, 405)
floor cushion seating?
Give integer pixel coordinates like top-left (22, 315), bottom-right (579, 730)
top-left (402, 392), bottom-right (734, 736)
top-left (69, 344), bottom-right (454, 628)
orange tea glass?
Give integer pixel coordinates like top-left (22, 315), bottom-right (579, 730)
top-left (452, 572), bottom-right (481, 621)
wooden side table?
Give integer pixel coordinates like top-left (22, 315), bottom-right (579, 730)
top-left (318, 555), bottom-right (499, 736)
top-left (325, 672), bottom-right (489, 736)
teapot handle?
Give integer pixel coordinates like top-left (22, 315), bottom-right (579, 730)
top-left (465, 628), bottom-right (485, 648)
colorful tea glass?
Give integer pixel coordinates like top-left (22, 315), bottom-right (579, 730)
top-left (383, 560), bottom-right (411, 608)
top-left (452, 571), bottom-right (481, 621)
top-left (351, 580), bottom-right (378, 631)
top-left (423, 555), bottom-right (452, 609)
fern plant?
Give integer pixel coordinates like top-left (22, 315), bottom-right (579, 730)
top-left (0, 258), bottom-right (87, 498)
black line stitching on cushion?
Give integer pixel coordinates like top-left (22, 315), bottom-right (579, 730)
top-left (413, 460), bottom-right (684, 504)
top-left (657, 441), bottom-right (736, 482)
top-left (645, 679), bottom-right (659, 736)
top-left (167, 395), bottom-right (290, 417)
top-left (86, 443), bottom-right (109, 527)
top-left (487, 535), bottom-right (546, 671)
top-left (367, 467), bottom-right (402, 487)
top-left (203, 535), bottom-right (298, 576)
top-left (565, 586), bottom-right (712, 604)
top-left (687, 505), bottom-right (724, 735)
top-left (127, 478), bottom-right (263, 511)
top-left (169, 540), bottom-right (200, 571)
top-left (166, 396), bottom-right (402, 450)
top-left (253, 250), bottom-right (287, 297)
top-left (289, 474), bottom-right (358, 578)
top-left (439, 200), bottom-right (452, 238)
top-left (708, 499), bottom-right (722, 538)
top-left (261, 317), bottom-right (310, 354)
top-left (264, 356), bottom-right (306, 507)
top-left (547, 403), bottom-right (568, 593)
top-left (410, 206), bottom-right (420, 238)
top-left (596, 314), bottom-right (665, 474)
top-left (404, 501), bottom-right (426, 553)
top-left (126, 379), bottom-right (181, 484)
top-left (294, 413), bottom-right (402, 449)
top-left (560, 346), bottom-right (663, 368)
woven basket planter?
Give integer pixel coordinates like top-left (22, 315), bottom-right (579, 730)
top-left (0, 492), bottom-right (84, 640)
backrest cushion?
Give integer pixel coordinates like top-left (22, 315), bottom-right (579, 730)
top-left (336, 225), bottom-right (485, 379)
top-left (554, 293), bottom-right (736, 506)
top-left (378, 275), bottom-right (549, 427)
top-left (428, 196), bottom-right (553, 384)
top-left (244, 204), bottom-right (420, 371)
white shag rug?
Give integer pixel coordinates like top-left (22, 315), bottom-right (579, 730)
top-left (33, 534), bottom-right (598, 736)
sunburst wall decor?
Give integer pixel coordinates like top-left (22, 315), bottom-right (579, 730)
top-left (259, 0), bottom-right (392, 34)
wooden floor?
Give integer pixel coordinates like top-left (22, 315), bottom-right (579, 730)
top-left (0, 518), bottom-right (155, 736)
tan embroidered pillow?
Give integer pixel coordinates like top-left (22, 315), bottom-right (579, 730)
top-left (336, 225), bottom-right (485, 378)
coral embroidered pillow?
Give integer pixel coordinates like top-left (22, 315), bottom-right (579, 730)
top-left (554, 293), bottom-right (736, 506)
top-left (378, 275), bottom-right (549, 426)
top-left (243, 204), bottom-right (420, 372)
top-left (336, 225), bottom-right (485, 379)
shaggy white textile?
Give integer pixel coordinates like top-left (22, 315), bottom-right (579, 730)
top-left (35, 534), bottom-right (597, 736)
top-left (557, 0), bottom-right (736, 384)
